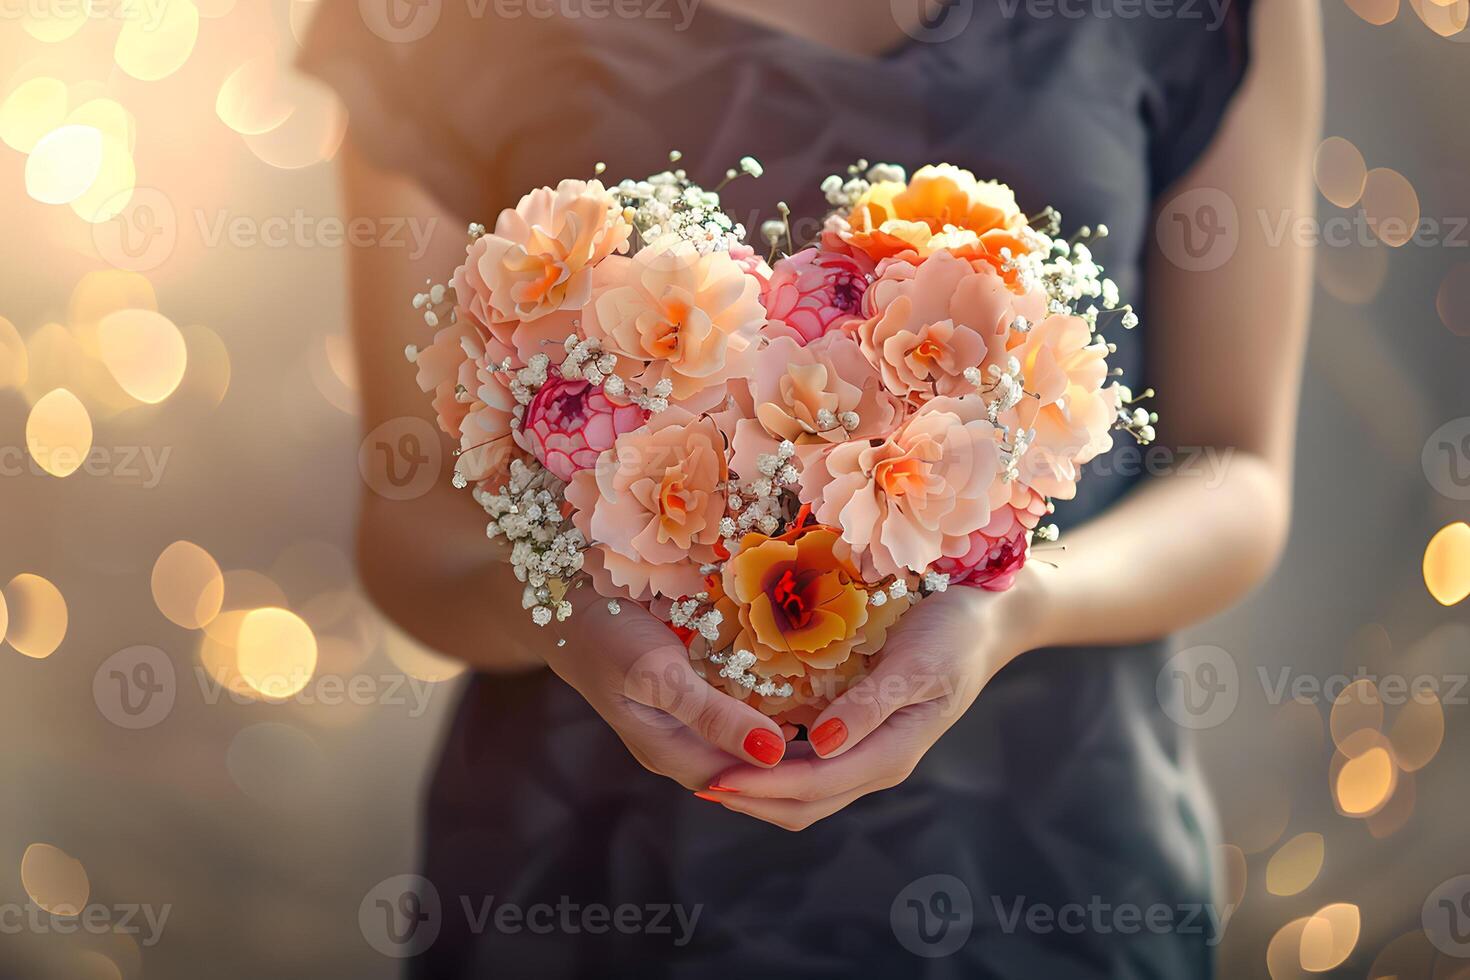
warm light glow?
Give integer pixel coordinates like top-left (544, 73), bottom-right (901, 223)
top-left (151, 541), bottom-right (225, 630)
top-left (0, 76), bottom-right (69, 153)
top-left (242, 77), bottom-right (348, 169)
top-left (237, 607), bottom-right (318, 699)
top-left (1409, 0), bottom-right (1469, 35)
top-left (1335, 746), bottom-right (1395, 815)
top-left (20, 843), bottom-right (89, 915)
top-left (216, 54), bottom-right (295, 135)
top-left (1423, 522), bottom-right (1470, 605)
top-left (179, 324), bottom-right (232, 408)
top-left (70, 270), bottom-right (158, 337)
top-left (1329, 678), bottom-right (1382, 747)
top-left (115, 0), bottom-right (201, 81)
top-left (0, 316), bottom-right (28, 390)
top-left (1387, 694), bottom-right (1444, 771)
top-left (0, 588), bottom-right (8, 648)
top-left (26, 388), bottom-right (93, 478)
top-left (97, 309), bottom-right (188, 403)
top-left (1344, 0), bottom-right (1401, 24)
top-left (1361, 168), bottom-right (1420, 248)
top-left (1299, 903), bottom-right (1360, 972)
top-left (5, 574), bottom-right (69, 659)
top-left (21, 0), bottom-right (89, 42)
top-left (384, 621), bottom-right (467, 683)
top-left (1266, 832), bottom-right (1324, 897)
top-left (1366, 770), bottom-right (1416, 839)
top-left (1266, 917), bottom-right (1312, 980)
top-left (1313, 137), bottom-right (1367, 208)
top-left (25, 125), bottom-right (104, 205)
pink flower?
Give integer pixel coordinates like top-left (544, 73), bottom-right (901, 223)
top-left (727, 242), bottom-right (774, 299)
top-left (565, 409), bottom-right (728, 600)
top-left (764, 247), bottom-right (875, 345)
top-left (471, 179), bottom-right (631, 325)
top-left (932, 499), bottom-right (1044, 591)
top-left (584, 239), bottom-right (764, 406)
top-left (412, 318), bottom-right (526, 491)
top-left (515, 375), bottom-right (647, 483)
top-left (857, 249), bottom-right (1034, 402)
top-left (801, 395), bottom-right (1000, 578)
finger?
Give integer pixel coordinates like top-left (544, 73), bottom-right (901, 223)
top-left (697, 782), bottom-right (878, 832)
top-left (805, 648), bottom-right (960, 759)
top-left (619, 639), bottom-right (786, 767)
top-left (707, 703), bottom-right (939, 801)
top-left (619, 726), bottom-right (740, 791)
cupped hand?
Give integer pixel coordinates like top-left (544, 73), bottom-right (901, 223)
top-left (543, 595), bottom-right (788, 789)
top-left (698, 583), bottom-right (1034, 830)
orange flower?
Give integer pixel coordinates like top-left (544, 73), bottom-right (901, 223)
top-left (835, 165), bottom-right (1031, 275)
top-left (721, 527), bottom-right (904, 678)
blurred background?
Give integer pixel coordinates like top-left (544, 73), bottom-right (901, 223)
top-left (0, 1), bottom-right (1467, 977)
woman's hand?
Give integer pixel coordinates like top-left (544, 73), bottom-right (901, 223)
top-left (698, 580), bottom-right (1037, 830)
top-left (543, 595), bottom-right (790, 789)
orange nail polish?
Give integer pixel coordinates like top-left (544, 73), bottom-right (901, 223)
top-left (810, 718), bottom-right (848, 756)
top-left (706, 783), bottom-right (740, 794)
top-left (693, 791), bottom-right (723, 802)
top-left (743, 728), bottom-right (785, 765)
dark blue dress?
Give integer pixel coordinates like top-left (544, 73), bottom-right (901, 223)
top-left (303, 4), bottom-right (1251, 975)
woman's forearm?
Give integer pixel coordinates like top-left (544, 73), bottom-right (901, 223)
top-left (1004, 453), bottom-right (1290, 655)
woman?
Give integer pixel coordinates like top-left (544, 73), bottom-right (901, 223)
top-left (303, 0), bottom-right (1319, 974)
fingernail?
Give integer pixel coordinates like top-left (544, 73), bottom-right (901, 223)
top-left (706, 783), bottom-right (740, 794)
top-left (743, 728), bottom-right (785, 766)
top-left (810, 718), bottom-right (848, 757)
top-left (693, 791), bottom-right (723, 802)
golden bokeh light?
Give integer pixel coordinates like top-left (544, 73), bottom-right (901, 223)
top-left (115, 0), bottom-right (202, 81)
top-left (1300, 903), bottom-right (1360, 973)
top-left (1438, 262), bottom-right (1470, 337)
top-left (0, 316), bottom-right (28, 389)
top-left (1423, 522), bottom-right (1470, 605)
top-left (1387, 693), bottom-right (1444, 771)
top-left (1266, 917), bottom-right (1313, 980)
top-left (197, 609), bottom-right (255, 697)
top-left (5, 573), bottom-right (69, 659)
top-left (1329, 677), bottom-right (1382, 747)
top-left (151, 541), bottom-right (225, 630)
top-left (1335, 743), bottom-right (1396, 815)
top-left (1344, 0), bottom-right (1401, 24)
top-left (69, 270), bottom-right (158, 337)
top-left (179, 323), bottom-right (232, 407)
top-left (20, 842), bottom-right (90, 915)
top-left (1217, 842), bottom-right (1246, 921)
top-left (25, 125), bottom-right (104, 205)
top-left (1314, 137), bottom-right (1367, 208)
top-left (242, 77), bottom-right (348, 170)
top-left (97, 309), bottom-right (188, 403)
top-left (21, 0), bottom-right (90, 42)
top-left (72, 952), bottom-right (124, 980)
top-left (26, 387), bottom-right (93, 478)
top-left (1409, 0), bottom-right (1469, 35)
top-left (1266, 832), bottom-right (1324, 897)
top-left (216, 54), bottom-right (296, 136)
top-left (237, 607), bottom-right (318, 700)
top-left (0, 76), bottom-right (69, 153)
top-left (66, 99), bottom-right (137, 153)
top-left (1368, 930), bottom-right (1438, 979)
top-left (1316, 237), bottom-right (1388, 305)
top-left (0, 588), bottom-right (8, 647)
top-left (1366, 770), bottom-right (1416, 838)
top-left (1360, 167), bottom-right (1420, 248)
top-left (384, 621), bottom-right (467, 683)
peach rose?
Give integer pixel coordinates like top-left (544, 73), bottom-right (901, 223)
top-left (857, 249), bottom-right (1030, 402)
top-left (413, 319), bottom-right (525, 490)
top-left (584, 239), bottom-right (764, 406)
top-left (565, 408), bottom-right (727, 600)
top-left (1005, 314), bottom-right (1119, 499)
top-left (803, 395), bottom-right (1000, 578)
top-left (721, 527), bottom-right (905, 679)
top-left (471, 179), bottom-right (631, 325)
top-left (835, 165), bottom-right (1031, 267)
top-left (729, 333), bottom-right (904, 479)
